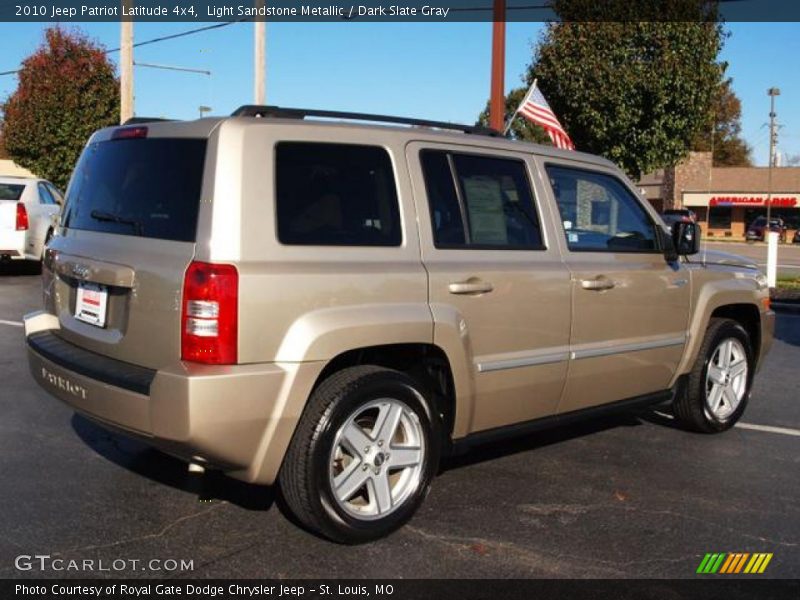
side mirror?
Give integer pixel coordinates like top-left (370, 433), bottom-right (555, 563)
top-left (671, 221), bottom-right (701, 256)
top-left (661, 227), bottom-right (678, 262)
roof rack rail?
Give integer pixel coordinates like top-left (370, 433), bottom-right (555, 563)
top-left (122, 117), bottom-right (176, 125)
top-left (231, 105), bottom-right (501, 137)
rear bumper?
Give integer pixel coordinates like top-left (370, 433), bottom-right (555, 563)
top-left (0, 229), bottom-right (30, 259)
top-left (24, 311), bottom-right (324, 485)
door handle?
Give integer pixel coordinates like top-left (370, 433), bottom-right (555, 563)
top-left (580, 277), bottom-right (616, 291)
top-left (448, 280), bottom-right (494, 295)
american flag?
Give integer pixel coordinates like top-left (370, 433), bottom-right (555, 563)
top-left (516, 80), bottom-right (575, 151)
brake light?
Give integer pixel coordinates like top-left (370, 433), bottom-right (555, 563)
top-left (15, 202), bottom-right (28, 231)
top-left (111, 126), bottom-right (148, 140)
top-left (181, 261), bottom-right (238, 364)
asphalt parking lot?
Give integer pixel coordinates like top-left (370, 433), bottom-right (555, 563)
top-left (1, 262), bottom-right (798, 579)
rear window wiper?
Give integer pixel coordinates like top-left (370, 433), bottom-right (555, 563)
top-left (90, 210), bottom-right (144, 236)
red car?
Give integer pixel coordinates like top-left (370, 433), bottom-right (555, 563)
top-left (746, 216), bottom-right (787, 242)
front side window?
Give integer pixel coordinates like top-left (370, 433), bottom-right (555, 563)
top-left (275, 142), bottom-right (401, 247)
top-left (421, 150), bottom-right (543, 250)
top-left (546, 165), bottom-right (658, 252)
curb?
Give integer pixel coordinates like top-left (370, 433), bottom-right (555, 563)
top-left (771, 301), bottom-right (800, 314)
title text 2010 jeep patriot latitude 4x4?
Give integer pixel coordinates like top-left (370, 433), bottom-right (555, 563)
top-left (25, 106), bottom-right (774, 543)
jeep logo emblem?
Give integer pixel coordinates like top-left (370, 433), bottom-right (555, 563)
top-left (40, 366), bottom-right (87, 400)
top-left (71, 264), bottom-right (91, 279)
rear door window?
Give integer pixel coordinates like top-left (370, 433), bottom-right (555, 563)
top-left (0, 183), bottom-right (25, 201)
top-left (275, 142), bottom-right (401, 247)
top-left (63, 138), bottom-right (207, 242)
top-left (420, 150), bottom-right (544, 250)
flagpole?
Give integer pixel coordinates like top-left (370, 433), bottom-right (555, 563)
top-left (503, 78), bottom-right (537, 136)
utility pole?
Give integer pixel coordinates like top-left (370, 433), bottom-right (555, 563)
top-left (766, 87), bottom-right (780, 225)
top-left (489, 0), bottom-right (506, 132)
top-left (120, 2), bottom-right (134, 124)
top-left (254, 0), bottom-right (266, 104)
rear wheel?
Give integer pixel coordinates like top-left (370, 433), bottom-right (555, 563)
top-left (673, 318), bottom-right (753, 433)
top-left (279, 366), bottom-right (440, 544)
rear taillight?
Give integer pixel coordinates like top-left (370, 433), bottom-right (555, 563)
top-left (181, 261), bottom-right (238, 364)
top-left (15, 203), bottom-right (28, 231)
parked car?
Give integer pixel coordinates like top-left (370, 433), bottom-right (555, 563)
top-left (745, 216), bottom-right (787, 242)
top-left (25, 107), bottom-right (774, 543)
top-left (0, 176), bottom-right (63, 266)
top-left (662, 208), bottom-right (697, 222)
top-left (661, 212), bottom-right (693, 229)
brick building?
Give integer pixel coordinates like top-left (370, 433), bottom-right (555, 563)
top-left (638, 152), bottom-right (800, 240)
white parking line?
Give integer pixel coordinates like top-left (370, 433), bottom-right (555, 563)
top-left (654, 411), bottom-right (800, 437)
top-left (0, 319), bottom-right (23, 328)
top-left (736, 423), bottom-right (800, 437)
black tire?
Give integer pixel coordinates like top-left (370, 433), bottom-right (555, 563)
top-left (279, 365), bottom-right (440, 544)
top-left (673, 318), bottom-right (754, 433)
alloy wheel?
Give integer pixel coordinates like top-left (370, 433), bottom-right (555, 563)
top-left (328, 398), bottom-right (425, 521)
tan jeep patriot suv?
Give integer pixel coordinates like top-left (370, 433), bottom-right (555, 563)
top-left (25, 106), bottom-right (774, 543)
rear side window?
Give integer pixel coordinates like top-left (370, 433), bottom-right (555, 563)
top-left (276, 142), bottom-right (401, 247)
top-left (38, 183), bottom-right (56, 205)
top-left (63, 138), bottom-right (207, 242)
top-left (0, 183), bottom-right (25, 201)
top-left (421, 150), bottom-right (544, 250)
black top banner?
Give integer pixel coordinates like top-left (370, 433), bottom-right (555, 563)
top-left (2, 0), bottom-right (800, 22)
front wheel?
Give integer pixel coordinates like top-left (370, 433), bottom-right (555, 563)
top-left (673, 318), bottom-right (753, 433)
top-left (279, 366), bottom-right (440, 543)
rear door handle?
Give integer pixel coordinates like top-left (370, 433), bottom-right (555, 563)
top-left (448, 280), bottom-right (494, 295)
top-left (580, 277), bottom-right (616, 291)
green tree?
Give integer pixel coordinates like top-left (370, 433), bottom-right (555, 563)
top-left (692, 77), bottom-right (751, 166)
top-left (2, 27), bottom-right (118, 189)
top-left (505, 0), bottom-right (724, 178)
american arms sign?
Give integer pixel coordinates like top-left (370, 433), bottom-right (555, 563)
top-left (683, 192), bottom-right (800, 208)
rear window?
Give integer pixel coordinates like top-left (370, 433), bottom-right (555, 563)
top-left (275, 142), bottom-right (401, 247)
top-left (62, 138), bottom-right (207, 242)
top-left (0, 183), bottom-right (25, 201)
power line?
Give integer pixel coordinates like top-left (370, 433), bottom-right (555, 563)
top-left (107, 19), bottom-right (247, 54)
top-left (0, 19), bottom-right (247, 77)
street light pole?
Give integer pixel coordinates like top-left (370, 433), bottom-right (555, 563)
top-left (766, 87), bottom-right (780, 225)
top-left (765, 87), bottom-right (780, 289)
top-left (489, 0), bottom-right (506, 132)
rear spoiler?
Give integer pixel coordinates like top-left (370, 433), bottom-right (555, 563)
top-left (122, 117), bottom-right (176, 126)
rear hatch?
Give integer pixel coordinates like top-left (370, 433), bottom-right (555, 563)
top-left (47, 124), bottom-right (213, 370)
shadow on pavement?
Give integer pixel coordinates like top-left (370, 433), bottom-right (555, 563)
top-left (442, 409), bottom-right (669, 471)
top-left (774, 312), bottom-right (800, 347)
top-left (71, 414), bottom-right (276, 511)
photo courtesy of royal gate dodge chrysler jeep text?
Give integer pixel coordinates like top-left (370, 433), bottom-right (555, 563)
top-left (24, 106), bottom-right (774, 543)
